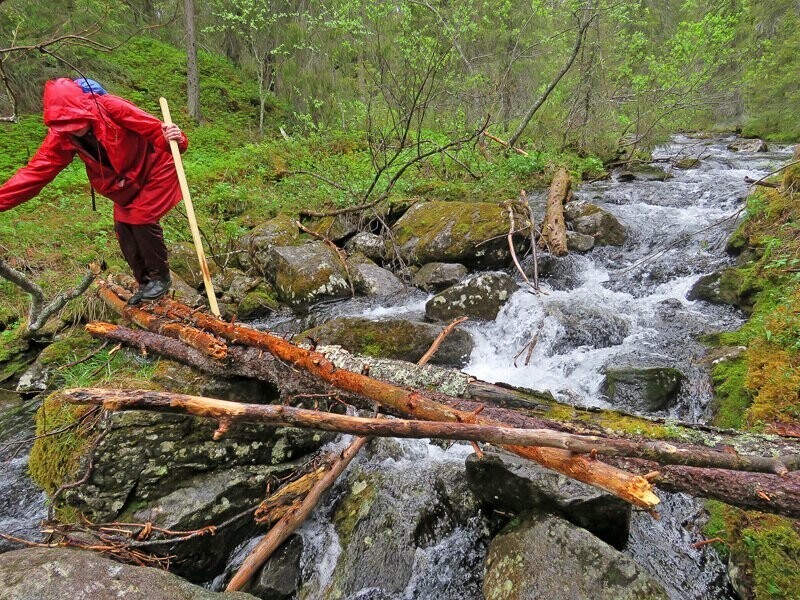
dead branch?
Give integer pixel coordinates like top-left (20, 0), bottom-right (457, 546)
top-left (226, 435), bottom-right (369, 591)
top-left (502, 201), bottom-right (537, 291)
top-left (483, 131), bottom-right (528, 156)
top-left (63, 388), bottom-right (799, 477)
top-left (418, 317), bottom-right (469, 366)
top-left (539, 167), bottom-right (570, 256)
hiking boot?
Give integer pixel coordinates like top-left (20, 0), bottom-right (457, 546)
top-left (140, 278), bottom-right (171, 302)
top-left (126, 284), bottom-right (148, 306)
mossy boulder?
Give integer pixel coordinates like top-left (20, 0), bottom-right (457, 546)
top-left (686, 268), bottom-right (760, 314)
top-left (603, 366), bottom-right (684, 412)
top-left (236, 283), bottom-right (280, 320)
top-left (426, 272), bottom-right (518, 321)
top-left (265, 241), bottom-right (351, 308)
top-left (466, 450), bottom-right (631, 549)
top-left (412, 262), bottom-right (468, 293)
top-left (727, 139), bottom-right (768, 153)
top-left (782, 146), bottom-right (800, 190)
top-left (237, 214), bottom-right (301, 275)
top-left (346, 254), bottom-right (406, 297)
top-left (298, 317), bottom-right (473, 367)
top-left (390, 201), bottom-right (528, 267)
top-left (344, 232), bottom-right (386, 262)
top-left (566, 201), bottom-right (627, 247)
top-left (674, 157), bottom-right (702, 169)
top-left (169, 241), bottom-right (221, 289)
top-left (303, 213), bottom-right (360, 242)
top-left (483, 512), bottom-right (668, 600)
top-left (630, 165), bottom-right (674, 181)
top-left (0, 548), bottom-right (257, 599)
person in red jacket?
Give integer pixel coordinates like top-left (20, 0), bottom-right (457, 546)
top-left (0, 77), bottom-right (188, 304)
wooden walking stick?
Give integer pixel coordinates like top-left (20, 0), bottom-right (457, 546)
top-left (159, 97), bottom-right (221, 317)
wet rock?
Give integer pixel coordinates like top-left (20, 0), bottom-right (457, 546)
top-left (426, 272), bottom-right (518, 321)
top-left (673, 157), bottom-right (702, 169)
top-left (237, 214), bottom-right (301, 274)
top-left (571, 207), bottom-right (628, 246)
top-left (545, 302), bottom-right (630, 351)
top-left (566, 230), bottom-right (595, 253)
top-left (525, 254), bottom-right (583, 291)
top-left (631, 165), bottom-right (674, 181)
top-left (483, 512), bottom-right (669, 600)
top-left (616, 170), bottom-right (636, 182)
top-left (346, 254), bottom-right (406, 297)
top-left (466, 450), bottom-right (630, 549)
top-left (307, 440), bottom-right (493, 599)
top-left (604, 366), bottom-right (684, 412)
top-left (170, 241), bottom-right (220, 289)
top-left (236, 283), bottom-right (280, 320)
top-left (298, 317), bottom-right (473, 367)
top-left (265, 242), bottom-right (351, 308)
top-left (686, 268), bottom-right (759, 314)
top-left (249, 535), bottom-right (303, 600)
top-left (412, 262), bottom-right (468, 293)
top-left (216, 269), bottom-right (261, 303)
top-left (170, 271), bottom-right (205, 307)
top-left (15, 360), bottom-right (50, 394)
top-left (0, 547), bottom-right (256, 599)
top-left (391, 201), bottom-right (528, 267)
top-left (727, 138), bottom-right (768, 153)
top-left (344, 232), bottom-right (386, 262)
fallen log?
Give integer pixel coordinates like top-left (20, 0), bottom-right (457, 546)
top-left (140, 296), bottom-right (660, 510)
top-left (226, 435), bottom-right (369, 591)
top-left (539, 167), bottom-right (570, 256)
top-left (62, 389), bottom-right (799, 476)
top-left (84, 322), bottom-right (800, 517)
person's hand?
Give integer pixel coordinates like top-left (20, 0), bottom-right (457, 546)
top-left (161, 123), bottom-right (183, 143)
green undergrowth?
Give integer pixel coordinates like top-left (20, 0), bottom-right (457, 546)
top-left (703, 177), bottom-right (800, 599)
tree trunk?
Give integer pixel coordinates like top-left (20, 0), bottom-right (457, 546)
top-left (184, 0), bottom-right (201, 124)
top-left (539, 167), bottom-right (570, 256)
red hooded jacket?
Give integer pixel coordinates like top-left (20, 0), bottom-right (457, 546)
top-left (0, 78), bottom-right (188, 225)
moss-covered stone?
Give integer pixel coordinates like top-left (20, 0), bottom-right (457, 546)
top-left (265, 242), bottom-right (351, 308)
top-left (169, 241), bottom-right (221, 289)
top-left (390, 201), bottom-right (528, 267)
top-left (236, 283), bottom-right (280, 319)
top-left (425, 272), bottom-right (518, 321)
top-left (237, 213), bottom-right (302, 274)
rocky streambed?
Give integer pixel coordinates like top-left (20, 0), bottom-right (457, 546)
top-left (0, 135), bottom-right (794, 599)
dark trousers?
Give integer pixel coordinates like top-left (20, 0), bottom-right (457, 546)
top-left (114, 221), bottom-right (170, 285)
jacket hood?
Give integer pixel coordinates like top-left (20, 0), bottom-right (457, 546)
top-left (43, 78), bottom-right (96, 129)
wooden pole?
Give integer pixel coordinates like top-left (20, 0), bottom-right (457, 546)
top-left (158, 97), bottom-right (220, 317)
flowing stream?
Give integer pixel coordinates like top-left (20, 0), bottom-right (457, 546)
top-left (0, 135), bottom-right (794, 599)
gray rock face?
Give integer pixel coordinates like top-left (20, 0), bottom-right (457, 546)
top-left (412, 262), bottom-right (468, 293)
top-left (604, 365), bottom-right (684, 412)
top-left (572, 209), bottom-right (627, 246)
top-left (426, 273), bottom-right (518, 321)
top-left (237, 215), bottom-right (301, 274)
top-left (565, 230), bottom-right (595, 253)
top-left (391, 201), bottom-right (528, 267)
top-left (483, 512), bottom-right (669, 600)
top-left (466, 451), bottom-right (630, 549)
top-left (249, 535), bottom-right (303, 600)
top-left (344, 232), bottom-right (386, 262)
top-left (545, 302), bottom-right (630, 351)
top-left (299, 317), bottom-right (474, 367)
top-left (0, 547), bottom-right (257, 599)
top-left (727, 138), bottom-right (768, 152)
top-left (346, 255), bottom-right (406, 297)
top-left (266, 242), bottom-right (351, 307)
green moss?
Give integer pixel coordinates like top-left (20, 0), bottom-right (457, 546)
top-left (28, 391), bottom-right (94, 495)
top-left (236, 287), bottom-right (280, 319)
top-left (333, 475), bottom-right (378, 549)
top-left (709, 358), bottom-right (752, 429)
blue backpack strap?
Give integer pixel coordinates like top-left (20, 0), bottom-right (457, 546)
top-left (74, 77), bottom-right (107, 96)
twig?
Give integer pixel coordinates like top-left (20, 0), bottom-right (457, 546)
top-left (503, 201), bottom-right (536, 292)
top-left (57, 341), bottom-right (109, 371)
top-left (483, 131), bottom-right (528, 156)
top-left (417, 317), bottom-right (468, 366)
top-left (746, 159), bottom-right (800, 189)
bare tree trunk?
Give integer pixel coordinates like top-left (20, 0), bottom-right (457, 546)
top-left (539, 167), bottom-right (570, 256)
top-left (506, 10), bottom-right (595, 149)
top-left (184, 0), bottom-right (201, 124)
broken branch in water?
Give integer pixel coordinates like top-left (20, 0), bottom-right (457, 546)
top-left (417, 316), bottom-right (469, 366)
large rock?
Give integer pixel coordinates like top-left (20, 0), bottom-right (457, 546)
top-left (346, 254), bottom-right (406, 297)
top-left (426, 272), bottom-right (518, 321)
top-left (483, 512), bottom-right (669, 600)
top-left (0, 547), bottom-right (256, 599)
top-left (630, 165), bottom-right (674, 181)
top-left (344, 232), bottom-right (386, 262)
top-left (391, 201), bottom-right (528, 267)
top-left (466, 450), bottom-right (630, 549)
top-left (248, 535), bottom-right (303, 600)
top-left (235, 283), bottom-right (280, 320)
top-left (265, 242), bottom-right (351, 307)
top-left (237, 214), bottom-right (301, 274)
top-left (545, 302), bottom-right (630, 352)
top-left (298, 317), bottom-right (473, 367)
top-left (727, 138), bottom-right (768, 153)
top-left (302, 213), bottom-right (360, 242)
top-left (603, 365), bottom-right (684, 412)
top-left (412, 262), bottom-right (468, 293)
top-left (686, 268), bottom-right (759, 314)
top-left (566, 230), bottom-right (595, 253)
top-left (568, 203), bottom-right (627, 246)
top-left (169, 241), bottom-right (221, 290)
top-left (299, 439), bottom-right (495, 599)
